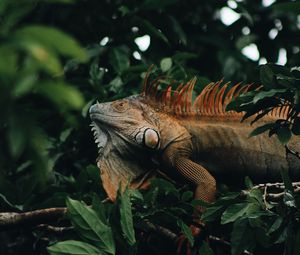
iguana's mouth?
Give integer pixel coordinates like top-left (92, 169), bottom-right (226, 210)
top-left (90, 121), bottom-right (108, 156)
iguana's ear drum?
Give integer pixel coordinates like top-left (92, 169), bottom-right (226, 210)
top-left (144, 128), bottom-right (160, 149)
top-left (135, 128), bottom-right (160, 149)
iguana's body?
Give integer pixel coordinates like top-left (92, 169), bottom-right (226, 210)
top-left (89, 76), bottom-right (300, 203)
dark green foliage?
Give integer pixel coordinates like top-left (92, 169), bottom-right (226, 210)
top-left (1, 0), bottom-right (300, 255)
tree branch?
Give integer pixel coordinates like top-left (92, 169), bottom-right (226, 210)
top-left (0, 207), bottom-right (67, 230)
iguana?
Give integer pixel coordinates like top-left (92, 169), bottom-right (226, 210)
top-left (89, 73), bottom-right (300, 204)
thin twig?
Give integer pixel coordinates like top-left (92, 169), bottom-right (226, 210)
top-left (209, 235), bottom-right (253, 255)
top-left (37, 224), bottom-right (74, 233)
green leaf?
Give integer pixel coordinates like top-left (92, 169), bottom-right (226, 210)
top-left (138, 18), bottom-right (169, 44)
top-left (272, 2), bottom-right (300, 14)
top-left (236, 35), bottom-right (257, 50)
top-left (293, 229), bottom-right (300, 255)
top-left (7, 116), bottom-right (26, 158)
top-left (267, 217), bottom-right (283, 235)
top-left (36, 81), bottom-right (84, 110)
top-left (109, 76), bottom-right (123, 93)
top-left (292, 117), bottom-right (300, 135)
top-left (66, 198), bottom-right (115, 254)
top-left (168, 15), bottom-right (187, 45)
top-left (19, 41), bottom-right (62, 75)
top-left (276, 126), bottom-right (291, 145)
top-left (221, 203), bottom-right (250, 224)
top-left (172, 52), bottom-right (198, 62)
top-left (109, 47), bottom-right (130, 75)
top-left (160, 58), bottom-right (172, 72)
top-left (201, 205), bottom-right (224, 222)
top-left (118, 188), bottom-right (136, 246)
top-left (231, 219), bottom-right (255, 255)
top-left (47, 240), bottom-right (102, 255)
top-left (181, 191), bottom-right (193, 201)
top-left (260, 65), bottom-right (275, 88)
top-left (249, 123), bottom-right (274, 137)
top-left (199, 241), bottom-right (214, 255)
top-left (15, 25), bottom-right (87, 61)
top-left (253, 89), bottom-right (286, 104)
top-left (141, 0), bottom-right (178, 10)
top-left (177, 220), bottom-right (194, 246)
top-left (92, 194), bottom-right (107, 224)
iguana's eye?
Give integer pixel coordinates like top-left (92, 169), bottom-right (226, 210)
top-left (112, 101), bottom-right (129, 112)
top-left (135, 128), bottom-right (160, 149)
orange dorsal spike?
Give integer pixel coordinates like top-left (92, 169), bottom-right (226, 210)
top-left (174, 81), bottom-right (191, 115)
top-left (193, 83), bottom-right (214, 115)
top-left (142, 65), bottom-right (155, 96)
top-left (207, 81), bottom-right (222, 115)
top-left (216, 82), bottom-right (230, 115)
top-left (202, 83), bottom-right (215, 115)
top-left (186, 77), bottom-right (197, 115)
top-left (223, 82), bottom-right (241, 112)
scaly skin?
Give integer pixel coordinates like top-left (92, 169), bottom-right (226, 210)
top-left (89, 81), bottom-right (300, 203)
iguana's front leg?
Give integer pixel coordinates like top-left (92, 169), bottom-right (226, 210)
top-left (174, 157), bottom-right (216, 204)
top-left (162, 142), bottom-right (216, 204)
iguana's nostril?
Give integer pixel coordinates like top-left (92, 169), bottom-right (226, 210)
top-left (89, 104), bottom-right (98, 114)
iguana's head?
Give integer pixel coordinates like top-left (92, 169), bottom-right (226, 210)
top-left (89, 95), bottom-right (161, 153)
top-left (89, 95), bottom-right (162, 200)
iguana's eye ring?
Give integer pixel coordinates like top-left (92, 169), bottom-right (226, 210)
top-left (135, 128), bottom-right (160, 149)
top-left (112, 100), bottom-right (129, 112)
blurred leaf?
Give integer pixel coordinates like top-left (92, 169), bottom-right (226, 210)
top-left (109, 47), bottom-right (130, 74)
top-left (244, 176), bottom-right (253, 189)
top-left (0, 46), bottom-right (17, 75)
top-left (160, 57), bottom-right (172, 72)
top-left (292, 117), bottom-right (300, 135)
top-left (181, 191), bottom-right (193, 201)
top-left (172, 52), bottom-right (198, 62)
top-left (47, 240), bottom-right (102, 255)
top-left (249, 123), bottom-right (274, 137)
top-left (36, 81), bottom-right (84, 110)
top-left (118, 188), bottom-right (136, 246)
top-left (272, 2), bottom-right (300, 14)
top-left (276, 126), bottom-right (291, 145)
top-left (168, 15), bottom-right (187, 45)
top-left (141, 0), bottom-right (178, 10)
top-left (7, 116), bottom-right (26, 158)
top-left (260, 65), bottom-right (275, 89)
top-left (221, 203), bottom-right (250, 224)
top-left (15, 25), bottom-right (87, 61)
top-left (109, 76), bottom-right (123, 93)
top-left (137, 18), bottom-right (169, 44)
top-left (66, 198), bottom-right (115, 254)
top-left (199, 241), bottom-right (214, 255)
top-left (13, 75), bottom-right (37, 97)
top-left (236, 35), bottom-right (257, 50)
top-left (231, 219), bottom-right (255, 255)
top-left (293, 229), bottom-right (300, 255)
top-left (253, 89), bottom-right (286, 104)
top-left (20, 42), bottom-right (63, 74)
